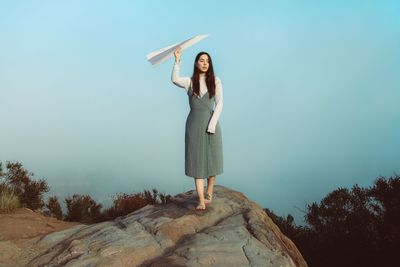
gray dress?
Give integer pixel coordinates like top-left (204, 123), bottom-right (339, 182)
top-left (185, 87), bottom-right (223, 178)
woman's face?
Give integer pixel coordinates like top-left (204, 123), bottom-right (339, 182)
top-left (196, 54), bottom-right (209, 74)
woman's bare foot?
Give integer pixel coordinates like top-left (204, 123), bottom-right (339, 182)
top-left (196, 202), bottom-right (206, 210)
top-left (204, 193), bottom-right (213, 204)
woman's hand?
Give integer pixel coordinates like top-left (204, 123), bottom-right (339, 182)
top-left (174, 46), bottom-right (182, 63)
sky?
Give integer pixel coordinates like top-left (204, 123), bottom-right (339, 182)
top-left (1, 0), bottom-right (399, 225)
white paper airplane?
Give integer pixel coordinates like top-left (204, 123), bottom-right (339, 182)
top-left (146, 34), bottom-right (209, 66)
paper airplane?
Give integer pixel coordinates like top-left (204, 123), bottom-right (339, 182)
top-left (146, 34), bottom-right (209, 66)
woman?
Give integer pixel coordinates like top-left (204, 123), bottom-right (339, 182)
top-left (171, 47), bottom-right (224, 210)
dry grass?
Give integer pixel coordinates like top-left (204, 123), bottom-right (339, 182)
top-left (0, 183), bottom-right (20, 213)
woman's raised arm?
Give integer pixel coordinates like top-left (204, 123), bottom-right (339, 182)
top-left (171, 61), bottom-right (191, 91)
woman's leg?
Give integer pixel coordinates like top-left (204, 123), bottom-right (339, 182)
top-left (205, 176), bottom-right (215, 203)
top-left (194, 178), bottom-right (206, 208)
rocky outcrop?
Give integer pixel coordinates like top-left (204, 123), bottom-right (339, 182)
top-left (0, 208), bottom-right (80, 267)
top-left (3, 185), bottom-right (308, 266)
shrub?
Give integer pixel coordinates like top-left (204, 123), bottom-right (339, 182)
top-left (44, 196), bottom-right (63, 220)
top-left (102, 188), bottom-right (173, 221)
top-left (0, 161), bottom-right (49, 210)
top-left (65, 194), bottom-right (103, 223)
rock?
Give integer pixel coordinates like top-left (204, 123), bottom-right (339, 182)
top-left (0, 207), bottom-right (80, 266)
top-left (0, 208), bottom-right (79, 241)
top-left (4, 185), bottom-right (308, 266)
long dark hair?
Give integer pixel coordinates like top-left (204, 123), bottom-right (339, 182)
top-left (190, 51), bottom-right (216, 99)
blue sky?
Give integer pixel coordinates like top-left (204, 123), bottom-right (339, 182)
top-left (1, 1), bottom-right (399, 225)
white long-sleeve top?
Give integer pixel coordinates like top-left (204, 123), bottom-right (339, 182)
top-left (171, 61), bottom-right (223, 134)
